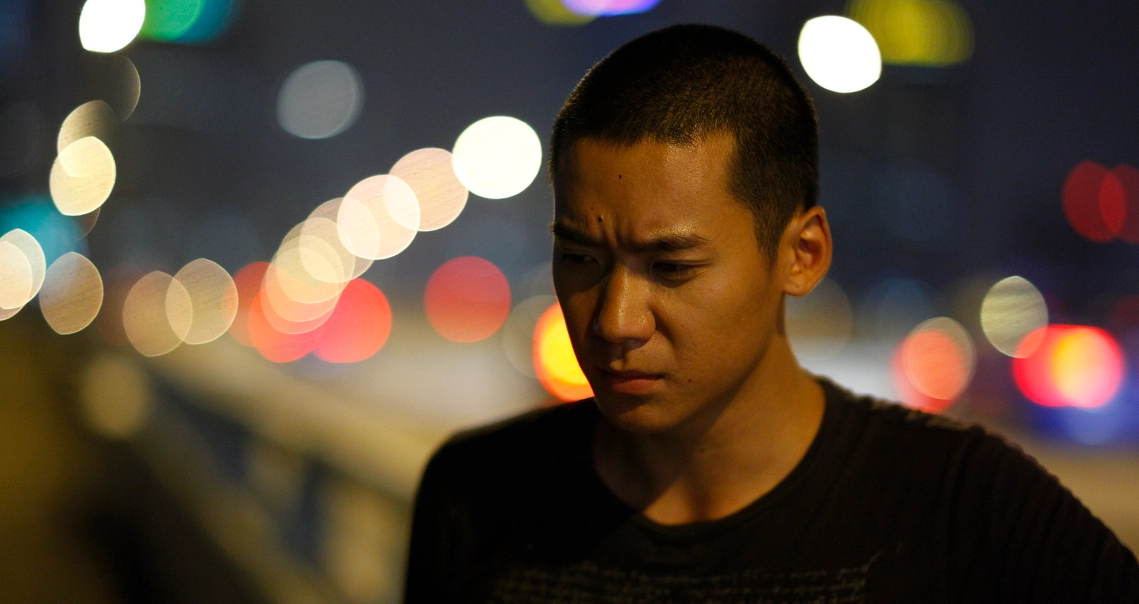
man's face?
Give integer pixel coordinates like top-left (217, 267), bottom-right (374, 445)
top-left (552, 134), bottom-right (789, 434)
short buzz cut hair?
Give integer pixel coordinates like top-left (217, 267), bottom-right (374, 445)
top-left (550, 23), bottom-right (819, 260)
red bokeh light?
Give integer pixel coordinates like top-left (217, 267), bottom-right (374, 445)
top-left (314, 279), bottom-right (391, 363)
top-left (247, 292), bottom-right (319, 363)
top-left (1061, 161), bottom-right (1139, 243)
top-left (1115, 164), bottom-right (1139, 244)
top-left (424, 256), bottom-right (511, 343)
top-left (229, 261), bottom-right (269, 347)
top-left (1012, 325), bottom-right (1124, 409)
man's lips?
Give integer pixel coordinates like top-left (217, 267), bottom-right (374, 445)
top-left (597, 368), bottom-right (664, 394)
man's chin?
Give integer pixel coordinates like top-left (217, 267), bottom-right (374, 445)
top-left (593, 392), bottom-right (679, 435)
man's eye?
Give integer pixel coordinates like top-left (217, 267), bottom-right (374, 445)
top-left (560, 252), bottom-right (594, 265)
top-left (654, 262), bottom-right (695, 277)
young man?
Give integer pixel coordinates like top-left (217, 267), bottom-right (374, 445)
top-left (405, 24), bottom-right (1139, 602)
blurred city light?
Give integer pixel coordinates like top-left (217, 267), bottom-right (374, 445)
top-left (0, 240), bottom-right (32, 310)
top-left (452, 116), bottom-right (542, 200)
top-left (534, 303), bottom-right (593, 401)
top-left (173, 258), bottom-right (237, 345)
top-left (390, 148), bottom-right (469, 231)
top-left (0, 195), bottom-right (85, 267)
top-left (58, 100), bottom-right (117, 153)
top-left (846, 0), bottom-right (973, 66)
top-left (1063, 160), bottom-right (1125, 242)
top-left (1113, 164), bottom-right (1139, 244)
top-left (49, 136), bottom-right (117, 216)
top-left (277, 60), bottom-right (364, 140)
top-left (786, 277), bottom-right (854, 361)
top-left (228, 261), bottom-right (267, 346)
top-left (78, 0), bottom-right (146, 53)
top-left (980, 275), bottom-right (1048, 357)
top-left (248, 291), bottom-right (320, 362)
top-left (305, 199), bottom-right (373, 280)
top-left (502, 294), bottom-right (557, 377)
top-left (525, 0), bottom-right (595, 26)
top-left (39, 252), bottom-right (103, 335)
top-left (122, 270), bottom-right (191, 357)
top-left (0, 228), bottom-right (44, 303)
top-left (561, 0), bottom-right (662, 16)
top-left (79, 354), bottom-right (151, 439)
top-left (313, 279), bottom-right (392, 363)
top-left (424, 256), bottom-right (511, 343)
top-left (138, 0), bottom-right (238, 44)
top-left (892, 317), bottom-right (975, 413)
top-left (797, 16), bottom-right (881, 93)
top-left (1013, 325), bottom-right (1124, 409)
top-left (339, 175), bottom-right (419, 260)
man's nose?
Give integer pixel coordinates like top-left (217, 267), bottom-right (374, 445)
top-left (592, 266), bottom-right (654, 346)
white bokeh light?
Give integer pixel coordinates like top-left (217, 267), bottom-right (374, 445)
top-left (452, 116), bottom-right (542, 200)
top-left (798, 16), bottom-right (882, 93)
top-left (78, 0), bottom-right (146, 54)
top-left (277, 61), bottom-right (364, 140)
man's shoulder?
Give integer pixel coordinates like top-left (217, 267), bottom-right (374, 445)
top-left (426, 399), bottom-right (596, 480)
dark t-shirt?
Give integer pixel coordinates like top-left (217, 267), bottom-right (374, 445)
top-left (404, 379), bottom-right (1139, 602)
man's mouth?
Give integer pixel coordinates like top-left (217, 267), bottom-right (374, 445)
top-left (597, 368), bottom-right (664, 394)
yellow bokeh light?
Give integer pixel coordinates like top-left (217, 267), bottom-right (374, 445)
top-left (123, 271), bottom-right (191, 357)
top-left (525, 0), bottom-right (595, 27)
top-left (80, 354), bottom-right (151, 440)
top-left (40, 252), bottom-right (104, 335)
top-left (390, 148), bottom-right (469, 231)
top-left (0, 228), bottom-right (45, 302)
top-left (452, 116), bottom-right (543, 200)
top-left (50, 136), bottom-right (117, 216)
top-left (79, 0), bottom-right (147, 53)
top-left (786, 277), bottom-right (854, 361)
top-left (0, 241), bottom-right (33, 310)
top-left (174, 258), bottom-right (238, 345)
top-left (798, 16), bottom-right (882, 93)
top-left (305, 199), bottom-right (373, 280)
top-left (58, 100), bottom-right (117, 154)
top-left (338, 175), bottom-right (419, 260)
top-left (980, 276), bottom-right (1048, 358)
top-left (847, 0), bottom-right (973, 66)
top-left (534, 303), bottom-right (594, 401)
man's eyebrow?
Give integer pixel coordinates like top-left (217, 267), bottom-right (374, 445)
top-left (550, 221), bottom-right (709, 252)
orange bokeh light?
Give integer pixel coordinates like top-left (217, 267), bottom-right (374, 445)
top-left (229, 261), bottom-right (269, 347)
top-left (891, 318), bottom-right (974, 414)
top-left (1012, 325), bottom-right (1124, 409)
top-left (313, 279), bottom-right (391, 363)
top-left (247, 292), bottom-right (319, 363)
top-left (533, 303), bottom-right (593, 402)
top-left (424, 256), bottom-right (511, 343)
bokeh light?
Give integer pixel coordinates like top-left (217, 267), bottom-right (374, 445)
top-left (78, 0), bottom-right (146, 53)
top-left (846, 0), bottom-right (973, 66)
top-left (122, 271), bottom-right (191, 357)
top-left (424, 256), bottom-right (511, 343)
top-left (49, 136), bottom-right (117, 216)
top-left (101, 55), bottom-right (141, 120)
top-left (0, 228), bottom-right (45, 302)
top-left (277, 61), bottom-right (364, 140)
top-left (58, 100), bottom-right (117, 153)
top-left (247, 292), bottom-right (321, 363)
top-left (798, 16), bottom-right (881, 93)
top-left (560, 0), bottom-right (661, 15)
top-left (390, 148), bottom-right (469, 231)
top-left (0, 195), bottom-right (85, 266)
top-left (452, 116), bottom-right (542, 200)
top-left (502, 294), bottom-right (557, 377)
top-left (525, 0), bottom-right (595, 26)
top-left (39, 252), bottom-right (103, 335)
top-left (228, 261), bottom-right (268, 347)
top-left (0, 240), bottom-right (32, 311)
top-left (338, 175), bottom-right (419, 260)
top-left (786, 277), bottom-right (854, 361)
top-left (313, 279), bottom-right (392, 363)
top-left (1112, 164), bottom-right (1139, 244)
top-left (534, 303), bottom-right (593, 401)
top-left (1013, 326), bottom-right (1124, 409)
top-left (892, 317), bottom-right (975, 413)
top-left (304, 199), bottom-right (373, 280)
top-left (173, 258), bottom-right (238, 345)
top-left (980, 275), bottom-right (1048, 357)
top-left (139, 0), bottom-right (238, 43)
top-left (80, 354), bottom-right (151, 439)
top-left (1062, 160), bottom-right (1125, 243)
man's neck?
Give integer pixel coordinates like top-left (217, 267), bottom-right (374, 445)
top-left (592, 337), bottom-right (825, 525)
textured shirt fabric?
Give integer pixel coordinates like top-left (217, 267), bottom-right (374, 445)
top-left (404, 379), bottom-right (1139, 603)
